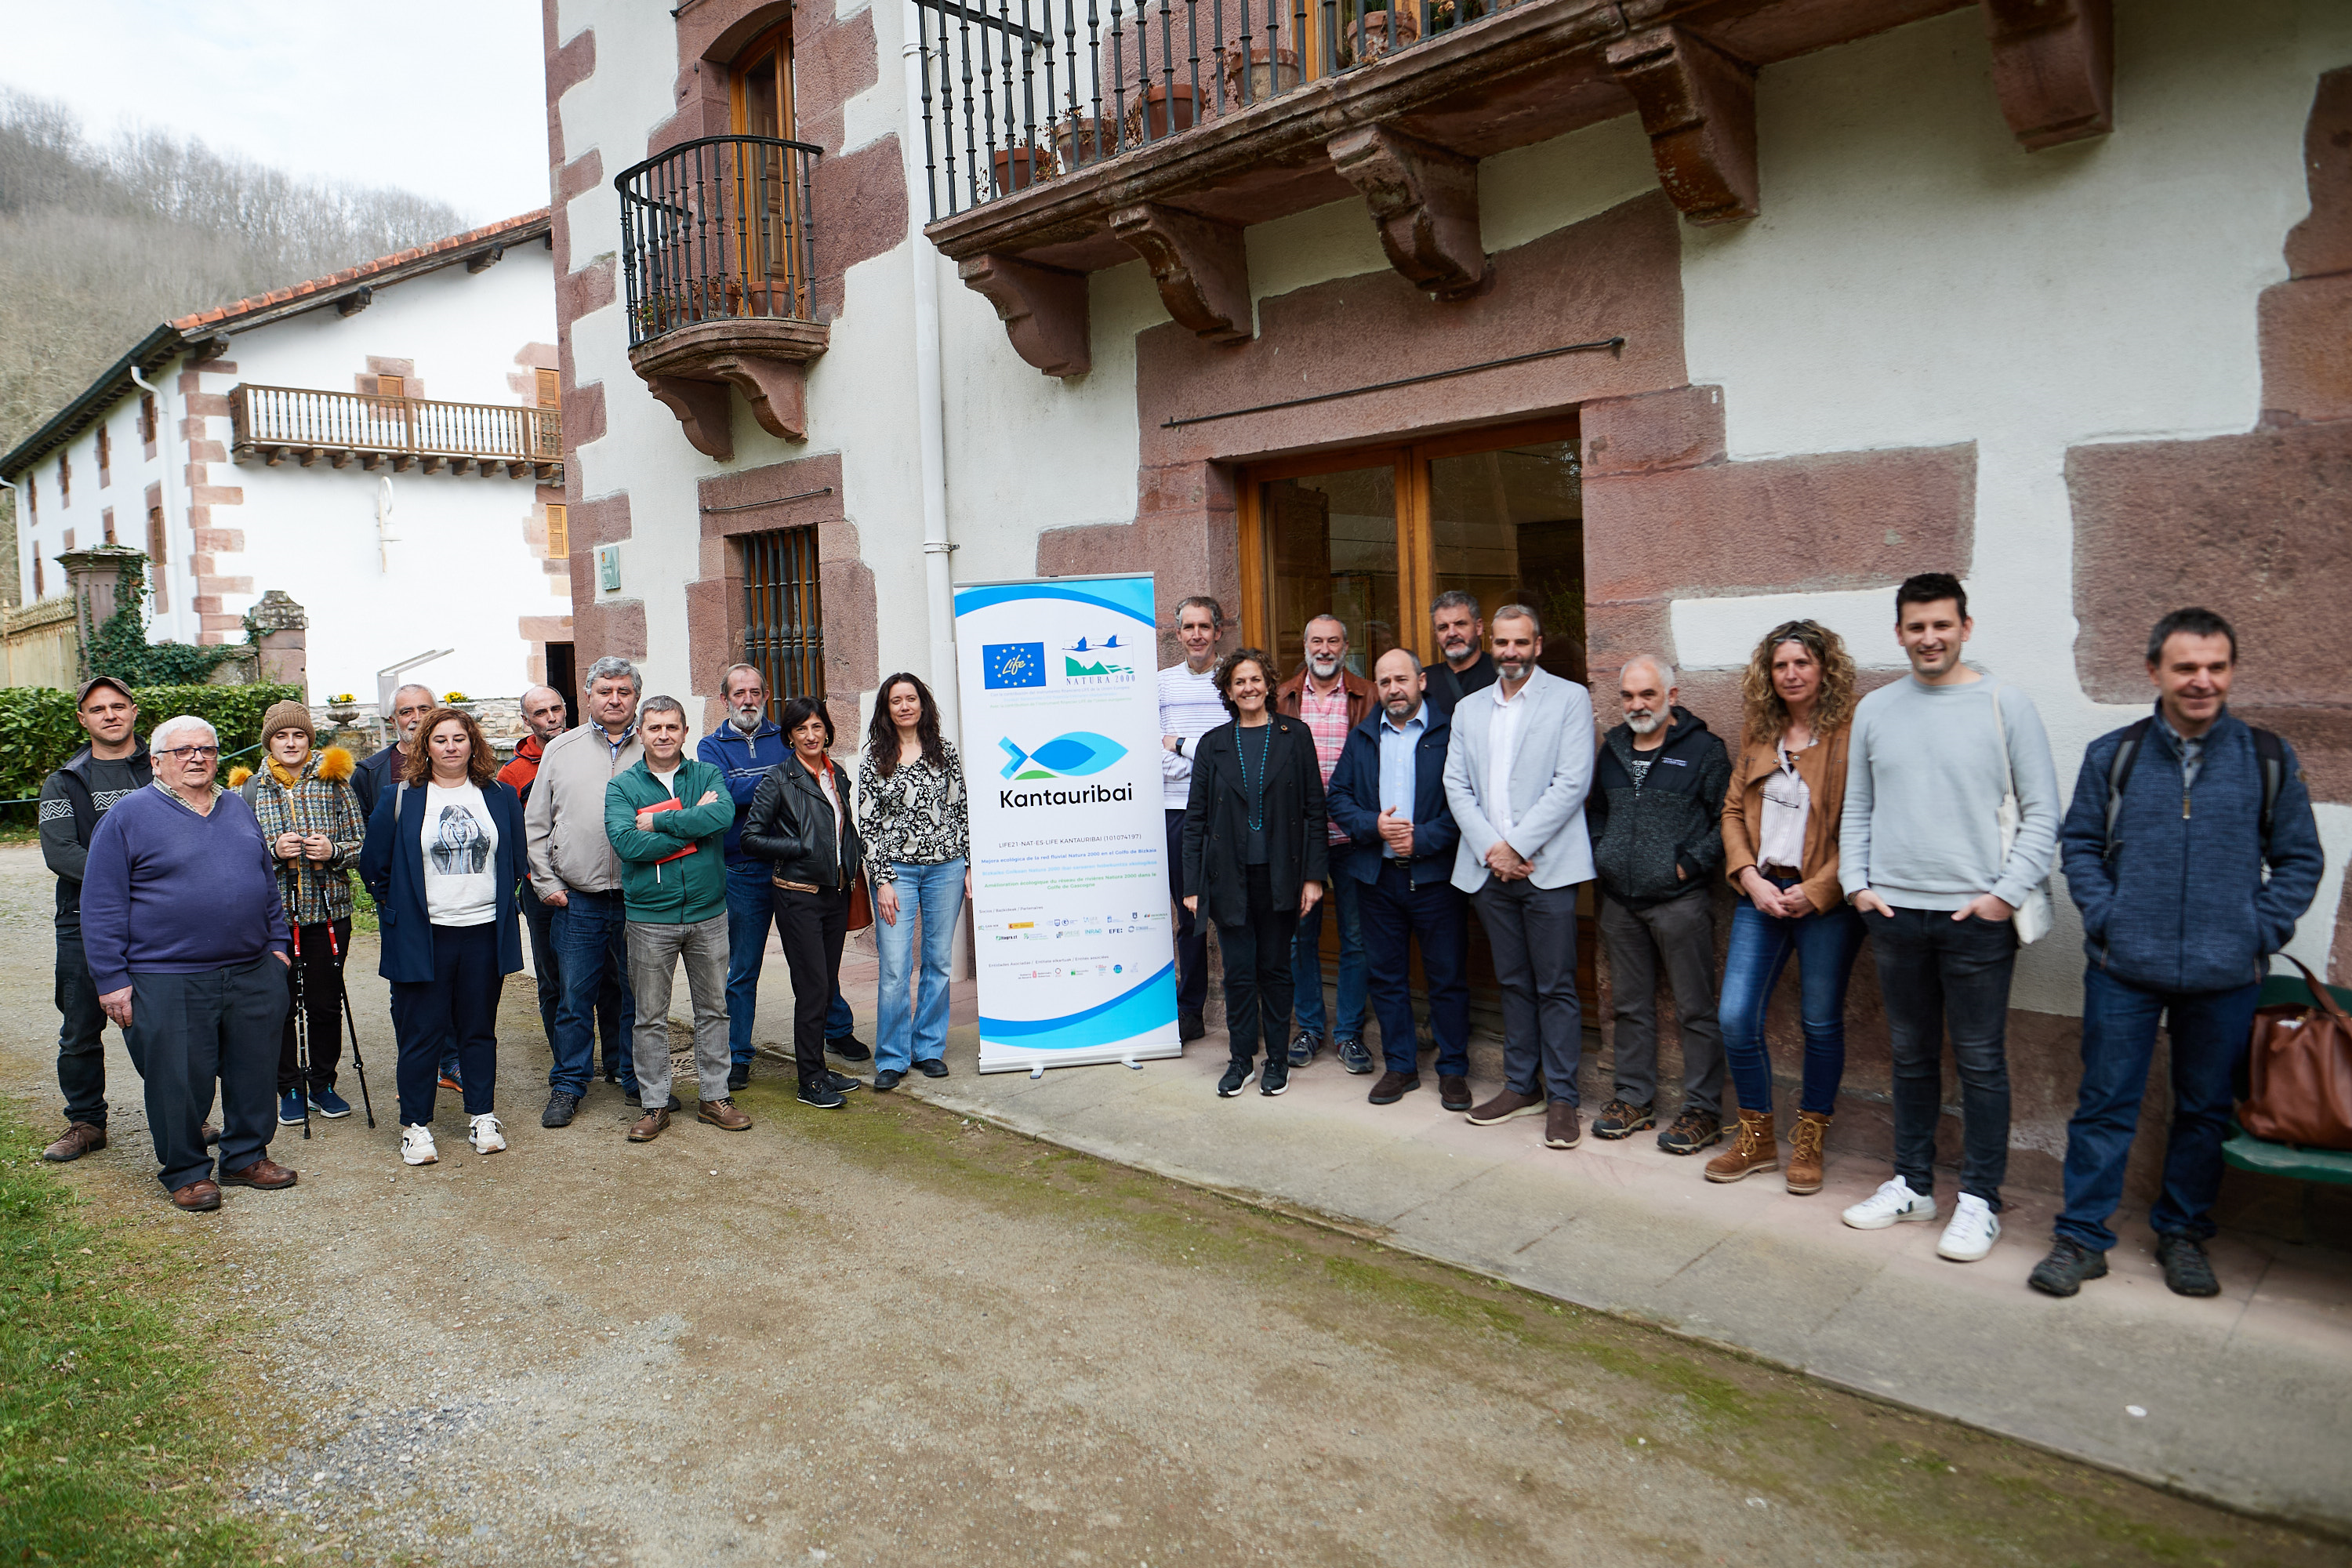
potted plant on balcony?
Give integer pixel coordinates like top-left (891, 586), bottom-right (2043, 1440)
top-left (1218, 43), bottom-right (1301, 107)
top-left (1120, 79), bottom-right (1199, 144)
top-left (1051, 114), bottom-right (1112, 171)
top-left (990, 140), bottom-right (1054, 195)
top-left (1346, 0), bottom-right (1421, 63)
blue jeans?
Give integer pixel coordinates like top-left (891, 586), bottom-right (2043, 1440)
top-left (874, 859), bottom-right (964, 1073)
top-left (1290, 843), bottom-right (1367, 1041)
top-left (518, 878), bottom-right (562, 1045)
top-left (1357, 859), bottom-right (1469, 1076)
top-left (549, 888), bottom-right (636, 1098)
top-left (2056, 967), bottom-right (2261, 1251)
top-left (725, 859), bottom-right (854, 1067)
top-left (1719, 880), bottom-right (1867, 1116)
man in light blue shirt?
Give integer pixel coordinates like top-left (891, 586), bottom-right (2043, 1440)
top-left (1327, 649), bottom-right (1471, 1111)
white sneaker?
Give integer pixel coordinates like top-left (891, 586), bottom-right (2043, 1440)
top-left (1936, 1193), bottom-right (2001, 1261)
top-left (468, 1113), bottom-right (506, 1155)
top-left (1841, 1176), bottom-right (1937, 1230)
top-left (400, 1125), bottom-right (438, 1166)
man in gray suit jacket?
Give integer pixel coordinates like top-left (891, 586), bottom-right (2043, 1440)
top-left (1441, 605), bottom-right (1598, 1150)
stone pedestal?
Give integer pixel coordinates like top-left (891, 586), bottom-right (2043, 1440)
top-left (56, 546), bottom-right (147, 638)
top-left (247, 589), bottom-right (308, 697)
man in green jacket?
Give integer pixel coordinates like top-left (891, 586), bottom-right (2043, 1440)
top-left (605, 696), bottom-right (745, 1142)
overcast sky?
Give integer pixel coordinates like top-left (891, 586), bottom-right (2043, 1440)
top-left (2, 0), bottom-right (550, 226)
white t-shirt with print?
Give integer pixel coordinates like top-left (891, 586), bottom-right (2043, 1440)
top-left (420, 780), bottom-right (499, 927)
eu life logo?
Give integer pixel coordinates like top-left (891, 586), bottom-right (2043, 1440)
top-left (982, 643), bottom-right (1046, 690)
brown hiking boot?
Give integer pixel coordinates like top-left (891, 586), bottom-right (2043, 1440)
top-left (1466, 1086), bottom-right (1546, 1126)
top-left (698, 1098), bottom-right (753, 1131)
top-left (1786, 1110), bottom-right (1832, 1195)
top-left (1544, 1100), bottom-right (1581, 1149)
top-left (627, 1108), bottom-right (671, 1142)
top-left (1704, 1109), bottom-right (1778, 1183)
top-left (42, 1122), bottom-right (106, 1163)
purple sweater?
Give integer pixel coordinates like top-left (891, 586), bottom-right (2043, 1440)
top-left (81, 784), bottom-right (289, 995)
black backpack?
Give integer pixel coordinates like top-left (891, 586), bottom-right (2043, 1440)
top-left (2101, 718), bottom-right (2286, 863)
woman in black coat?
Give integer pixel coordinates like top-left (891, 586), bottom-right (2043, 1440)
top-left (740, 695), bottom-right (869, 1110)
top-left (1181, 648), bottom-right (1327, 1100)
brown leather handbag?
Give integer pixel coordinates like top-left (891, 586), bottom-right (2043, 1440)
top-left (844, 872), bottom-right (874, 935)
top-left (2240, 958), bottom-right (2352, 1151)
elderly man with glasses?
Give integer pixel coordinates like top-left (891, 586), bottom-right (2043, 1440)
top-left (81, 715), bottom-right (296, 1212)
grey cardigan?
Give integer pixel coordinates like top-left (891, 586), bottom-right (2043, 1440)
top-left (1441, 664), bottom-right (1598, 893)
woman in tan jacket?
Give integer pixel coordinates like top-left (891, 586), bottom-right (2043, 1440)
top-left (1705, 620), bottom-right (1867, 1194)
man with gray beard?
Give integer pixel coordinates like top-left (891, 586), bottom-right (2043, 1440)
top-left (1585, 655), bottom-right (1732, 1155)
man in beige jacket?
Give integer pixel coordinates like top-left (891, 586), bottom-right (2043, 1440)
top-left (528, 656), bottom-right (646, 1128)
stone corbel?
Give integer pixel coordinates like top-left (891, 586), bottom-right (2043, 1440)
top-left (1327, 126), bottom-right (1487, 301)
top-left (1980, 0), bottom-right (2113, 151)
top-left (959, 253), bottom-right (1091, 378)
top-left (644, 375), bottom-right (735, 461)
top-left (1109, 204), bottom-right (1254, 344)
top-left (702, 356), bottom-right (808, 444)
top-left (1605, 25), bottom-right (1759, 226)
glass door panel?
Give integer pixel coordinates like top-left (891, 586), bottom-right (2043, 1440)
top-left (1427, 437), bottom-right (1586, 682)
top-left (1259, 464), bottom-right (1399, 680)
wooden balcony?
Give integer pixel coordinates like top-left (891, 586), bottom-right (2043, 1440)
top-left (227, 384), bottom-right (564, 481)
top-left (917, 0), bottom-right (2115, 375)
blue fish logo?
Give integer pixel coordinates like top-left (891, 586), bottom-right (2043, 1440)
top-left (999, 731), bottom-right (1128, 779)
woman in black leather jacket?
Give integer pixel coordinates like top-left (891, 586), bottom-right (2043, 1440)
top-left (741, 696), bottom-right (868, 1108)
top-left (1181, 648), bottom-right (1327, 1102)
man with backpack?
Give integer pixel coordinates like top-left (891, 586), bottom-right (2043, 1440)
top-left (2032, 608), bottom-right (2323, 1300)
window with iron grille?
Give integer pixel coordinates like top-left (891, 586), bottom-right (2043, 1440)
top-left (741, 526), bottom-right (824, 710)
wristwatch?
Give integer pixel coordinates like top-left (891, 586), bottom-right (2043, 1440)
top-left (1174, 736), bottom-right (1186, 757)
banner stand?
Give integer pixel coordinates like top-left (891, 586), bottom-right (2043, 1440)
top-left (955, 572), bottom-right (1184, 1074)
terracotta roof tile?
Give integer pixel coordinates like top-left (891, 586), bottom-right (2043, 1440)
top-left (169, 209), bottom-right (551, 332)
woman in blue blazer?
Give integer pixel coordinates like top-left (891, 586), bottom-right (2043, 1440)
top-left (360, 706), bottom-right (526, 1167)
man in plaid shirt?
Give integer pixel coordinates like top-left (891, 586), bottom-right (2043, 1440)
top-left (1276, 615), bottom-right (1376, 1071)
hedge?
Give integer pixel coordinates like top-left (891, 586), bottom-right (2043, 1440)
top-left (0, 684), bottom-right (303, 810)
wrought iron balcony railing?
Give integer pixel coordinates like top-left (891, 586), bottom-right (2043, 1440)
top-left (617, 135), bottom-right (823, 347)
top-left (228, 384), bottom-right (562, 477)
top-left (913, 0), bottom-right (1485, 217)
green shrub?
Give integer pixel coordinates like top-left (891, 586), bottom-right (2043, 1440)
top-left (0, 684), bottom-right (302, 811)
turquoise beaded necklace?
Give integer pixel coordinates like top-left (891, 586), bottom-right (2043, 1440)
top-left (1237, 720), bottom-right (1273, 832)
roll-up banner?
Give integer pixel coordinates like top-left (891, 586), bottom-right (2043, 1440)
top-left (954, 573), bottom-right (1181, 1073)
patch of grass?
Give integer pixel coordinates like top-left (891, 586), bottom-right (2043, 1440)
top-left (0, 1103), bottom-right (274, 1565)
top-left (350, 881), bottom-right (379, 934)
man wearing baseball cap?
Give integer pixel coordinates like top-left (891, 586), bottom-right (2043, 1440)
top-left (36, 676), bottom-right (152, 1163)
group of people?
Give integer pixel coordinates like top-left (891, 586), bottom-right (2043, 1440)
top-left (34, 657), bottom-right (971, 1208)
top-left (1158, 576), bottom-right (2324, 1296)
top-left (31, 574), bottom-right (2325, 1298)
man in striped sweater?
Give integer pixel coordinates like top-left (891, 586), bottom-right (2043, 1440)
top-left (1160, 596), bottom-right (1230, 1042)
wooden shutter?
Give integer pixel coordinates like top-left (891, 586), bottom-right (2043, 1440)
top-left (535, 368), bottom-right (561, 406)
top-left (377, 374), bottom-right (406, 399)
top-left (544, 503), bottom-right (569, 558)
top-left (147, 506), bottom-right (169, 611)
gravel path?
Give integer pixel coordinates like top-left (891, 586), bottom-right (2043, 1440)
top-left (0, 844), bottom-right (2332, 1567)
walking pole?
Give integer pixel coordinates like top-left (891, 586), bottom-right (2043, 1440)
top-left (327, 923), bottom-right (378, 1129)
top-left (289, 924), bottom-right (313, 1140)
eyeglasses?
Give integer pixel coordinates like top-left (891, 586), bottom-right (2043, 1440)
top-left (155, 745), bottom-right (221, 760)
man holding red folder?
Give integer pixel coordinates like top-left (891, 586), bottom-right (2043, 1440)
top-left (604, 697), bottom-right (742, 1142)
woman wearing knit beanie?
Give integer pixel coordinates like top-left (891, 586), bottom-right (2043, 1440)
top-left (234, 701), bottom-right (366, 1126)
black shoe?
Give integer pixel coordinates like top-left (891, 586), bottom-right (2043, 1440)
top-left (914, 1058), bottom-right (949, 1079)
top-left (1592, 1099), bottom-right (1655, 1140)
top-left (1286, 1031), bottom-right (1319, 1068)
top-left (600, 1069), bottom-right (620, 1086)
top-left (822, 1070), bottom-right (864, 1094)
top-left (826, 1034), bottom-right (873, 1062)
top-left (873, 1069), bottom-right (905, 1091)
top-left (1438, 1074), bottom-right (1472, 1112)
top-left (1260, 1056), bottom-right (1290, 1096)
top-left (2027, 1236), bottom-right (2110, 1298)
top-left (797, 1079), bottom-right (847, 1109)
top-left (1369, 1069), bottom-right (1420, 1105)
top-left (728, 1065), bottom-right (751, 1093)
top-left (1337, 1037), bottom-right (1375, 1075)
top-left (1216, 1062), bottom-right (1254, 1098)
top-left (624, 1090), bottom-right (682, 1111)
top-left (540, 1091), bottom-right (581, 1129)
top-left (2156, 1234), bottom-right (2221, 1298)
top-left (1179, 1013), bottom-right (1207, 1043)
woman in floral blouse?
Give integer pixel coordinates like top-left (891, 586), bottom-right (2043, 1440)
top-left (231, 699), bottom-right (366, 1125)
top-left (858, 673), bottom-right (970, 1089)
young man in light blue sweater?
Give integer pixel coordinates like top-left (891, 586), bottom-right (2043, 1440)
top-left (1838, 573), bottom-right (2061, 1263)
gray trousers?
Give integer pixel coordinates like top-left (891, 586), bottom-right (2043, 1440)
top-left (126, 956), bottom-right (287, 1192)
top-left (1598, 888), bottom-right (1724, 1116)
top-left (626, 915), bottom-right (731, 1106)
top-left (1472, 877), bottom-right (1584, 1104)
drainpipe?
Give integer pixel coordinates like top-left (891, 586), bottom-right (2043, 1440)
top-left (128, 364), bottom-right (176, 634)
top-left (903, 16), bottom-right (958, 742)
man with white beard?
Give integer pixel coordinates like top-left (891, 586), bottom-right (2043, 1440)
top-left (1275, 615), bottom-right (1375, 1070)
top-left (699, 663), bottom-right (869, 1094)
top-left (1585, 655), bottom-right (1732, 1155)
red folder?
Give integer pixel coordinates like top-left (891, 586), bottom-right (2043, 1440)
top-left (641, 797), bottom-right (698, 866)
